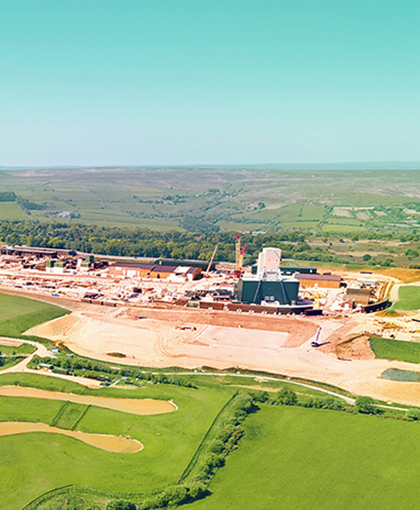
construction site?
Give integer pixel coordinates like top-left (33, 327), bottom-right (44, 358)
top-left (0, 239), bottom-right (390, 315)
top-left (3, 239), bottom-right (420, 406)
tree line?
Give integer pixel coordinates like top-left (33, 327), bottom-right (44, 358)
top-left (0, 220), bottom-right (351, 265)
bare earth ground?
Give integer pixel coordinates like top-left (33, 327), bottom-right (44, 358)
top-left (334, 335), bottom-right (376, 361)
top-left (25, 301), bottom-right (420, 407)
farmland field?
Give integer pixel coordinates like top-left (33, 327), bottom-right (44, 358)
top-left (0, 167), bottom-right (418, 236)
top-left (0, 167), bottom-right (420, 266)
top-left (0, 202), bottom-right (27, 220)
top-left (191, 405), bottom-right (420, 510)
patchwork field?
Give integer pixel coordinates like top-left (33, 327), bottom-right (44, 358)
top-left (0, 168), bottom-right (419, 246)
top-left (3, 292), bottom-right (420, 508)
top-left (0, 373), bottom-right (231, 510)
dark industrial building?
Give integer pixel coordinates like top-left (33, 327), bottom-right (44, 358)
top-left (236, 247), bottom-right (300, 306)
top-left (236, 277), bottom-right (299, 305)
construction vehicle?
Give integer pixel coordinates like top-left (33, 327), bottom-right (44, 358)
top-left (311, 327), bottom-right (322, 348)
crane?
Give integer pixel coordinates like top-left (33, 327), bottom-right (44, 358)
top-left (235, 235), bottom-right (246, 278)
top-left (205, 244), bottom-right (218, 277)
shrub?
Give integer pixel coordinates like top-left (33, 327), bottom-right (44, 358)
top-left (106, 501), bottom-right (136, 510)
top-left (187, 482), bottom-right (207, 500)
top-left (406, 408), bottom-right (420, 421)
top-left (355, 396), bottom-right (376, 414)
top-left (209, 439), bottom-right (225, 454)
top-left (299, 396), bottom-right (314, 408)
top-left (249, 390), bottom-right (269, 403)
top-left (277, 387), bottom-right (297, 406)
top-left (161, 485), bottom-right (188, 506)
top-left (320, 396), bottom-right (342, 411)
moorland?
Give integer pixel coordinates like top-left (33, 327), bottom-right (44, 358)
top-left (0, 167), bottom-right (419, 267)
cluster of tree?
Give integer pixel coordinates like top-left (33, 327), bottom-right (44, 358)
top-left (2, 219), bottom-right (420, 266)
top-left (0, 191), bottom-right (16, 202)
top-left (16, 196), bottom-right (47, 212)
top-left (275, 387), bottom-right (344, 411)
top-left (406, 248), bottom-right (420, 259)
top-left (275, 387), bottom-right (420, 423)
top-left (193, 393), bottom-right (255, 484)
top-left (30, 354), bottom-right (197, 389)
top-left (135, 482), bottom-right (207, 510)
top-left (0, 219), bottom-right (346, 264)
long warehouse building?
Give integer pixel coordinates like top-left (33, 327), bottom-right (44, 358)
top-left (109, 262), bottom-right (202, 281)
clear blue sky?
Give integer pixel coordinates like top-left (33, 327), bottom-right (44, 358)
top-left (0, 0), bottom-right (419, 166)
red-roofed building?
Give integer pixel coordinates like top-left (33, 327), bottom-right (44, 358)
top-left (109, 262), bottom-right (201, 281)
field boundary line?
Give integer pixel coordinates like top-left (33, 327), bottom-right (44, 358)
top-left (178, 391), bottom-right (238, 484)
top-left (50, 401), bottom-right (70, 428)
top-left (71, 404), bottom-right (91, 430)
top-left (21, 484), bottom-right (74, 510)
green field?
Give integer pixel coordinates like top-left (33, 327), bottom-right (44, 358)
top-left (370, 336), bottom-right (420, 364)
top-left (191, 405), bottom-right (420, 510)
top-left (0, 342), bottom-right (35, 370)
top-left (0, 293), bottom-right (69, 338)
top-left (0, 167), bottom-right (419, 241)
top-left (3, 292), bottom-right (420, 509)
top-left (391, 286), bottom-right (420, 311)
top-left (0, 373), bottom-right (232, 510)
top-left (0, 201), bottom-right (27, 220)
top-left (0, 343), bottom-right (35, 355)
top-left (1, 366), bottom-right (420, 509)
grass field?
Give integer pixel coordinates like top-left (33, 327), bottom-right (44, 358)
top-left (191, 405), bottom-right (420, 510)
top-left (3, 292), bottom-right (420, 508)
top-left (391, 286), bottom-right (420, 311)
top-left (1, 367), bottom-right (420, 509)
top-left (0, 373), bottom-right (233, 510)
top-left (370, 336), bottom-right (420, 364)
top-left (0, 343), bottom-right (35, 355)
top-left (0, 342), bottom-right (35, 370)
top-left (0, 293), bottom-right (69, 338)
top-left (0, 167), bottom-right (419, 239)
top-left (0, 201), bottom-right (27, 220)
